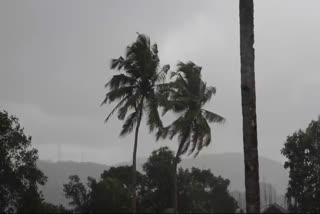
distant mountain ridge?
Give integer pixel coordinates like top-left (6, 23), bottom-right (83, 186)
top-left (179, 153), bottom-right (288, 193)
top-left (38, 153), bottom-right (288, 207)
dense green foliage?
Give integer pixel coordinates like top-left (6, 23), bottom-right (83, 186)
top-left (40, 202), bottom-right (72, 213)
top-left (63, 147), bottom-right (238, 213)
top-left (140, 147), bottom-right (177, 212)
top-left (88, 176), bottom-right (131, 213)
top-left (157, 61), bottom-right (224, 157)
top-left (102, 33), bottom-right (168, 136)
top-left (0, 111), bottom-right (46, 213)
top-left (63, 175), bottom-right (90, 212)
top-left (0, 111), bottom-right (69, 213)
top-left (177, 167), bottom-right (238, 213)
top-left (141, 147), bottom-right (238, 213)
top-left (281, 117), bottom-right (320, 213)
top-left (63, 166), bottom-right (143, 213)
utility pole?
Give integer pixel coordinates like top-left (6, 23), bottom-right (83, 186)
top-left (57, 144), bottom-right (61, 162)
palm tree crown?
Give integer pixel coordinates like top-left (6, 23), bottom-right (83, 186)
top-left (102, 34), bottom-right (169, 135)
top-left (158, 61), bottom-right (225, 157)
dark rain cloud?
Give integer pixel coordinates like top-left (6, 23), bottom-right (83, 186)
top-left (1, 0), bottom-right (320, 164)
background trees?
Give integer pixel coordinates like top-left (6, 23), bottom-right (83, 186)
top-left (177, 168), bottom-right (238, 213)
top-left (0, 111), bottom-right (46, 213)
top-left (281, 117), bottom-right (320, 213)
top-left (141, 147), bottom-right (176, 212)
top-left (88, 176), bottom-right (131, 213)
top-left (0, 110), bottom-right (70, 213)
top-left (140, 147), bottom-right (237, 213)
top-left (63, 175), bottom-right (90, 213)
top-left (63, 174), bottom-right (131, 213)
top-left (63, 166), bottom-right (144, 213)
top-left (62, 147), bottom-right (238, 213)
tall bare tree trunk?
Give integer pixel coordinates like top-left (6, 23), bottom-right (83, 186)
top-left (239, 0), bottom-right (260, 213)
top-left (132, 99), bottom-right (143, 214)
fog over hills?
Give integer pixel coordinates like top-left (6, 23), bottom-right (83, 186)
top-left (178, 153), bottom-right (288, 194)
top-left (38, 161), bottom-right (110, 207)
top-left (38, 153), bottom-right (288, 207)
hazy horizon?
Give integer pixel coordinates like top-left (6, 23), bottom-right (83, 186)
top-left (38, 151), bottom-right (284, 166)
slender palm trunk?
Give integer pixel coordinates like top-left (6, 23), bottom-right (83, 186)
top-left (173, 155), bottom-right (178, 214)
top-left (239, 0), bottom-right (260, 213)
top-left (173, 144), bottom-right (182, 214)
top-left (132, 99), bottom-right (144, 214)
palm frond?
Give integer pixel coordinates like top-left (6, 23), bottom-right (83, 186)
top-left (155, 126), bottom-right (170, 141)
top-left (110, 57), bottom-right (125, 70)
top-left (145, 94), bottom-right (163, 132)
top-left (189, 120), bottom-right (199, 156)
top-left (196, 116), bottom-right (212, 156)
top-left (201, 109), bottom-right (225, 123)
top-left (154, 64), bottom-right (169, 83)
top-left (156, 82), bottom-right (176, 94)
top-left (137, 34), bottom-right (150, 49)
top-left (117, 93), bottom-right (141, 120)
top-left (177, 61), bottom-right (200, 81)
top-left (103, 86), bottom-right (136, 104)
top-left (155, 71), bottom-right (166, 84)
top-left (177, 61), bottom-right (196, 74)
top-left (177, 124), bottom-right (192, 156)
top-left (168, 116), bottom-right (186, 140)
top-left (161, 98), bottom-right (189, 116)
top-left (105, 74), bottom-right (136, 89)
top-left (120, 111), bottom-right (138, 136)
top-left (197, 117), bottom-right (212, 157)
top-left (203, 85), bottom-right (216, 103)
top-left (161, 64), bottom-right (170, 74)
top-left (103, 95), bottom-right (129, 123)
top-left (151, 43), bottom-right (158, 54)
top-left (177, 73), bottom-right (190, 91)
top-left (169, 71), bottom-right (178, 79)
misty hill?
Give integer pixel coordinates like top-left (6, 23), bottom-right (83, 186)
top-left (179, 153), bottom-right (288, 194)
top-left (38, 153), bottom-right (288, 207)
top-left (38, 161), bottom-right (110, 207)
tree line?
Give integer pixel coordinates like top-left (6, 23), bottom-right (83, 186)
top-left (63, 147), bottom-right (239, 213)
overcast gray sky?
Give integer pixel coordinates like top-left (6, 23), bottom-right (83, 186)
top-left (1, 0), bottom-right (320, 165)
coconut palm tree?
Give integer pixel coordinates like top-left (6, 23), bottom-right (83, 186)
top-left (157, 61), bottom-right (224, 213)
top-left (102, 34), bottom-right (169, 213)
top-left (239, 0), bottom-right (260, 213)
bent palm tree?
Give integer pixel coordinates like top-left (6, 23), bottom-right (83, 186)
top-left (239, 0), bottom-right (260, 213)
top-left (102, 34), bottom-right (169, 213)
top-left (157, 61), bottom-right (224, 213)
